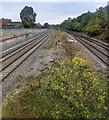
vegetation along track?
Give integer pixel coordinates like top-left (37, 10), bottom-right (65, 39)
top-left (66, 30), bottom-right (109, 68)
top-left (0, 30), bottom-right (52, 81)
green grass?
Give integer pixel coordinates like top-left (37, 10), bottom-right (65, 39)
top-left (2, 57), bottom-right (108, 119)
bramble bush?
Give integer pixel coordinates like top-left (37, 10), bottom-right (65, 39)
top-left (3, 57), bottom-right (108, 119)
top-left (84, 24), bottom-right (102, 36)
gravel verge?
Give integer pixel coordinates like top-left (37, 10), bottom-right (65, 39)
top-left (2, 33), bottom-right (55, 98)
top-left (66, 32), bottom-right (108, 76)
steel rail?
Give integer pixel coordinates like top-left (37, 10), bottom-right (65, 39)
top-left (66, 31), bottom-right (109, 67)
top-left (0, 32), bottom-right (50, 71)
top-left (0, 31), bottom-right (49, 61)
top-left (0, 31), bottom-right (52, 81)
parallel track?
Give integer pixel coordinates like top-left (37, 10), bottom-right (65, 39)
top-left (0, 30), bottom-right (47, 59)
top-left (1, 32), bottom-right (31, 41)
top-left (81, 34), bottom-right (109, 51)
top-left (66, 30), bottom-right (109, 68)
top-left (1, 30), bottom-right (41, 42)
top-left (0, 30), bottom-right (52, 81)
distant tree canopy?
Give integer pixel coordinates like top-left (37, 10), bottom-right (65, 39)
top-left (43, 23), bottom-right (50, 29)
top-left (60, 5), bottom-right (108, 39)
top-left (20, 6), bottom-right (37, 28)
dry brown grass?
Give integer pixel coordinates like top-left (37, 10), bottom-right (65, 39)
top-left (44, 30), bottom-right (81, 60)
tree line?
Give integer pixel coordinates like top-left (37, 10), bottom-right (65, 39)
top-left (20, 5), bottom-right (109, 41)
top-left (59, 5), bottom-right (109, 41)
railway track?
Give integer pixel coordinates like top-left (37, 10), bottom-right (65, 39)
top-left (1, 32), bottom-right (31, 41)
top-left (0, 30), bottom-right (52, 82)
top-left (0, 30), bottom-right (48, 58)
top-left (80, 34), bottom-right (109, 51)
top-left (66, 30), bottom-right (109, 68)
top-left (0, 29), bottom-right (41, 41)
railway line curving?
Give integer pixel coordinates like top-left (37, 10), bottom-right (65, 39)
top-left (66, 30), bottom-right (109, 69)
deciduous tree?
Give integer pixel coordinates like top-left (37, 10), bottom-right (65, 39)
top-left (20, 6), bottom-right (37, 28)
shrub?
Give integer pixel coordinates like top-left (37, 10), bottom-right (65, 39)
top-left (84, 24), bottom-right (102, 36)
top-left (3, 57), bottom-right (108, 119)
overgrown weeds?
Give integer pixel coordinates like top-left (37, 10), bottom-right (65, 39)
top-left (3, 57), bottom-right (108, 119)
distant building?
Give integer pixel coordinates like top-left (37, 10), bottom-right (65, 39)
top-left (8, 22), bottom-right (21, 28)
top-left (0, 18), bottom-right (21, 29)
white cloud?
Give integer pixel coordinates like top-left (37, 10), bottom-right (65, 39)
top-left (46, 17), bottom-right (66, 24)
top-left (45, 15), bottom-right (78, 25)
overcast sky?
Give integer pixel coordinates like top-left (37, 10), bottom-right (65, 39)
top-left (1, 1), bottom-right (107, 25)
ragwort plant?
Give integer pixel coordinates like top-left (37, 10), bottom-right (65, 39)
top-left (3, 57), bottom-right (108, 119)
